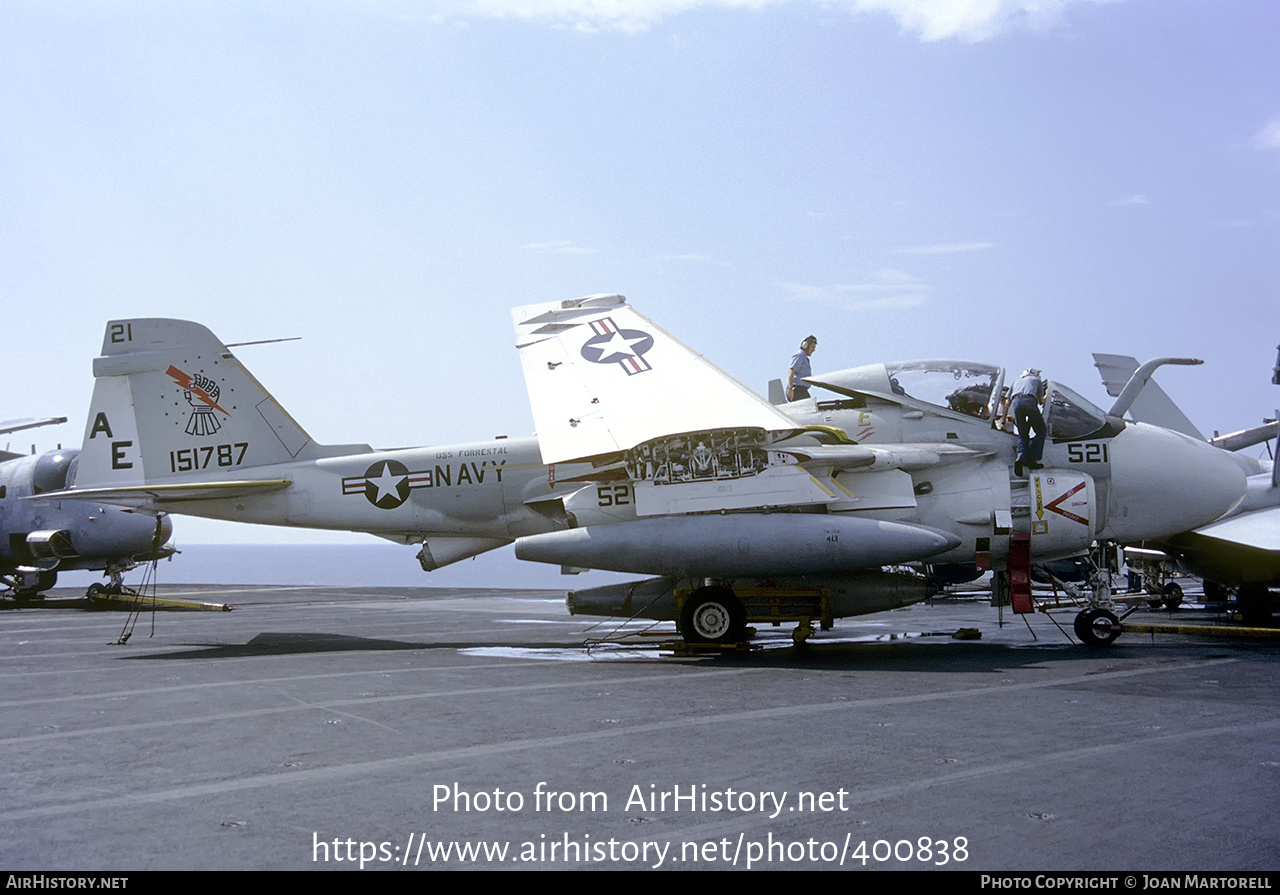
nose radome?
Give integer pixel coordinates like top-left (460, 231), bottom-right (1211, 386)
top-left (1105, 423), bottom-right (1247, 541)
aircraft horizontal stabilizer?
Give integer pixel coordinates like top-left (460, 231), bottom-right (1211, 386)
top-left (513, 295), bottom-right (800, 464)
top-left (38, 479), bottom-right (291, 509)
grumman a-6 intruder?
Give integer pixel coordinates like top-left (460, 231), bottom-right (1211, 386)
top-left (511, 295), bottom-right (1251, 645)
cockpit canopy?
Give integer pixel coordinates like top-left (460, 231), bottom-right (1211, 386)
top-left (884, 361), bottom-right (1003, 418)
top-left (808, 360), bottom-right (1121, 440)
top-left (811, 360), bottom-right (1005, 421)
top-left (1043, 383), bottom-right (1115, 441)
top-left (32, 449), bottom-right (80, 494)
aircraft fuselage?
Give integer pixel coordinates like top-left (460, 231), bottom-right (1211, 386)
top-left (148, 435), bottom-right (567, 541)
top-left (783, 361), bottom-right (1245, 571)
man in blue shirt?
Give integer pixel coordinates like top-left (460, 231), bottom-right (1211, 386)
top-left (1009, 369), bottom-right (1047, 477)
top-left (787, 336), bottom-right (817, 402)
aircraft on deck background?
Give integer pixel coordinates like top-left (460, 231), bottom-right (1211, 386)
top-left (1, 416), bottom-right (172, 600)
top-left (1094, 353), bottom-right (1280, 621)
top-left (510, 295), bottom-right (1252, 644)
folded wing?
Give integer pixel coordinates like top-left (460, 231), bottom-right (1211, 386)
top-left (513, 294), bottom-right (801, 465)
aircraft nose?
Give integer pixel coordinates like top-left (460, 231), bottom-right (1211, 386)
top-left (129, 509), bottom-right (172, 549)
top-left (70, 507), bottom-right (173, 558)
top-left (1106, 423), bottom-right (1247, 541)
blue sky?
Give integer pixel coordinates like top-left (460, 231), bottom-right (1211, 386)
top-left (3, 0), bottom-right (1278, 561)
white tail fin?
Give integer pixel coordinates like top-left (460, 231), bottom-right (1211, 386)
top-left (75, 319), bottom-right (368, 491)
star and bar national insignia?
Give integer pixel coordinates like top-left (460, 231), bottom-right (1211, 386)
top-left (342, 460), bottom-right (433, 510)
top-left (579, 317), bottom-right (654, 375)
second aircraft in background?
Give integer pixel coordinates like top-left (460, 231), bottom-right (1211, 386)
top-left (1093, 352), bottom-right (1280, 621)
top-left (1, 416), bottom-right (173, 600)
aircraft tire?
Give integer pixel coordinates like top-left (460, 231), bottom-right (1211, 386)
top-left (86, 583), bottom-right (107, 604)
top-left (679, 586), bottom-right (746, 645)
top-left (1074, 607), bottom-right (1121, 647)
top-left (1161, 582), bottom-right (1183, 610)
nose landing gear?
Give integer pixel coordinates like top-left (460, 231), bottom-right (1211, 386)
top-left (1073, 606), bottom-right (1122, 647)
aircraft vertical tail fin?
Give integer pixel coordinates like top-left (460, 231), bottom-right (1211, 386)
top-left (73, 319), bottom-right (369, 493)
top-left (1092, 353), bottom-right (1206, 440)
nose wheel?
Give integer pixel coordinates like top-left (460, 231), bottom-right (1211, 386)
top-left (1074, 607), bottom-right (1122, 647)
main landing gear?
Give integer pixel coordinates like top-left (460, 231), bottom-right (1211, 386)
top-left (674, 583), bottom-right (833, 647)
top-left (678, 586), bottom-right (747, 645)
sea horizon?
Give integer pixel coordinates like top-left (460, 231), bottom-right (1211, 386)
top-left (46, 542), bottom-right (639, 592)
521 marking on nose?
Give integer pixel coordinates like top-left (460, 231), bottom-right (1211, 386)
top-left (596, 484), bottom-right (631, 507)
top-left (1066, 443), bottom-right (1109, 464)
